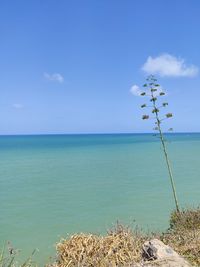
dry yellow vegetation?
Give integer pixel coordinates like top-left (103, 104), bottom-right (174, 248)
top-left (50, 209), bottom-right (200, 267)
top-left (51, 224), bottom-right (147, 267)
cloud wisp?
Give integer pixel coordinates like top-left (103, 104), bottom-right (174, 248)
top-left (142, 54), bottom-right (198, 77)
top-left (130, 85), bottom-right (142, 96)
top-left (44, 72), bottom-right (64, 83)
top-left (13, 103), bottom-right (23, 109)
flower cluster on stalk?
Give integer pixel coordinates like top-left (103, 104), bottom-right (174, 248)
top-left (140, 75), bottom-right (173, 132)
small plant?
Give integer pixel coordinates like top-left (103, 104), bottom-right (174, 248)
top-left (0, 242), bottom-right (37, 267)
top-left (140, 75), bottom-right (180, 212)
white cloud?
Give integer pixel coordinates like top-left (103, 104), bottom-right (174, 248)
top-left (44, 72), bottom-right (64, 83)
top-left (142, 54), bottom-right (198, 77)
top-left (130, 85), bottom-right (142, 96)
top-left (13, 103), bottom-right (23, 109)
top-left (130, 84), bottom-right (165, 97)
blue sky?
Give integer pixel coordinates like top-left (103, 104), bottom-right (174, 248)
top-left (1, 0), bottom-right (200, 134)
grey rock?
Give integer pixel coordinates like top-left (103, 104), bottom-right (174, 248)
top-left (140, 239), bottom-right (192, 267)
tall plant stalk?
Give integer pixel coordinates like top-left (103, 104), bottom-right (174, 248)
top-left (141, 75), bottom-right (180, 212)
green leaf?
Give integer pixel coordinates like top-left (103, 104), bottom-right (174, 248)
top-left (152, 108), bottom-right (159, 113)
top-left (162, 102), bottom-right (168, 107)
top-left (141, 104), bottom-right (146, 108)
top-left (160, 92), bottom-right (165, 96)
top-left (142, 115), bottom-right (149, 120)
top-left (166, 113), bottom-right (173, 118)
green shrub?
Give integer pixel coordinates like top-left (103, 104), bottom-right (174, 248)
top-left (170, 207), bottom-right (200, 231)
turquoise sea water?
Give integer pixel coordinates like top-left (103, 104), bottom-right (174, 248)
top-left (0, 133), bottom-right (200, 265)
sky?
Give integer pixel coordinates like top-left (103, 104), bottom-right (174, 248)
top-left (1, 0), bottom-right (200, 134)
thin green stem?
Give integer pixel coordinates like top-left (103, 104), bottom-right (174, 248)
top-left (150, 84), bottom-right (180, 212)
top-left (157, 122), bottom-right (180, 212)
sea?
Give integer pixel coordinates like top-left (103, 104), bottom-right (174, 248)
top-left (0, 133), bottom-right (200, 265)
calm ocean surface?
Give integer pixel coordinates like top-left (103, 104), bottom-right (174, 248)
top-left (0, 133), bottom-right (200, 264)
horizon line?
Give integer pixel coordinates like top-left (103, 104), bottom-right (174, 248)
top-left (0, 131), bottom-right (200, 137)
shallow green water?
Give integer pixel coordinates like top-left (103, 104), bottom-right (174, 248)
top-left (0, 133), bottom-right (200, 265)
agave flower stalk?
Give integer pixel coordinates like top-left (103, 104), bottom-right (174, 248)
top-left (141, 75), bottom-right (180, 212)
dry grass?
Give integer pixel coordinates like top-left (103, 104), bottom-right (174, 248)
top-left (51, 224), bottom-right (147, 267)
